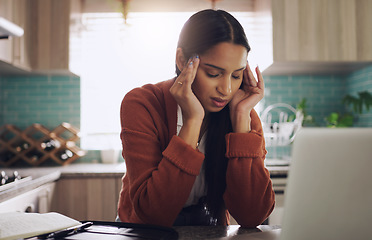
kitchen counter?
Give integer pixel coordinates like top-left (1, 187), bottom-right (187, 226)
top-left (22, 224), bottom-right (281, 240)
top-left (23, 224), bottom-right (281, 240)
top-left (0, 162), bottom-right (287, 202)
top-left (0, 170), bottom-right (60, 203)
top-left (175, 225), bottom-right (281, 240)
top-left (1, 162), bottom-right (288, 221)
top-left (14, 162), bottom-right (286, 176)
top-left (2, 163), bottom-right (125, 177)
top-left (0, 162), bottom-right (287, 203)
top-left (0, 163), bottom-right (125, 203)
top-left (48, 163), bottom-right (126, 178)
top-left (1, 160), bottom-right (286, 178)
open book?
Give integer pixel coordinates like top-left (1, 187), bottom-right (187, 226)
top-left (0, 212), bottom-right (80, 240)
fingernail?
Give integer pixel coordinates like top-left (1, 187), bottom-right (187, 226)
top-left (195, 55), bottom-right (199, 59)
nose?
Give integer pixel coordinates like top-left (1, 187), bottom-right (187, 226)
top-left (216, 77), bottom-right (232, 96)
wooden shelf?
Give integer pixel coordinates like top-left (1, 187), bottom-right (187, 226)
top-left (0, 123), bottom-right (86, 167)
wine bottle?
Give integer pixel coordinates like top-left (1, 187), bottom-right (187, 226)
top-left (15, 142), bottom-right (30, 152)
top-left (41, 139), bottom-right (60, 151)
top-left (60, 149), bottom-right (73, 160)
top-left (27, 149), bottom-right (43, 162)
top-left (7, 171), bottom-right (21, 183)
top-left (0, 171), bottom-right (8, 185)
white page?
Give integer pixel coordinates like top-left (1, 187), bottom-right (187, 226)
top-left (0, 212), bottom-right (80, 240)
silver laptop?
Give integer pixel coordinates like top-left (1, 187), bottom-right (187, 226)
top-left (279, 128), bottom-right (372, 240)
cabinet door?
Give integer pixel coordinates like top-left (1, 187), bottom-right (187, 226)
top-left (0, 0), bottom-right (14, 64)
top-left (0, 0), bottom-right (31, 70)
top-left (272, 0), bottom-right (372, 62)
top-left (355, 0), bottom-right (372, 61)
top-left (11, 0), bottom-right (31, 70)
top-left (28, 0), bottom-right (71, 71)
top-left (0, 0), bottom-right (80, 73)
top-left (51, 176), bottom-right (122, 221)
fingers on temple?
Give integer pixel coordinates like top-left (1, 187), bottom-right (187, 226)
top-left (255, 66), bottom-right (264, 89)
top-left (246, 64), bottom-right (257, 87)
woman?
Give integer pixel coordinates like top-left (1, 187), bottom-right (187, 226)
top-left (117, 9), bottom-right (275, 227)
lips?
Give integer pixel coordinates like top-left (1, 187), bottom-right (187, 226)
top-left (211, 97), bottom-right (228, 108)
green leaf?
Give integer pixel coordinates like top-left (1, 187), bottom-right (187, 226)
top-left (343, 91), bottom-right (372, 114)
top-left (339, 114), bottom-right (353, 127)
top-left (297, 98), bottom-right (307, 112)
top-left (326, 112), bottom-right (339, 126)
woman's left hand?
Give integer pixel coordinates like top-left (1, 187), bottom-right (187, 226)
top-left (229, 63), bottom-right (264, 133)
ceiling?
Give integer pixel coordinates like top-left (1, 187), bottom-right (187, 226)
top-left (81, 0), bottom-right (270, 13)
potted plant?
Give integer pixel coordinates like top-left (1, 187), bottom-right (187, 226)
top-left (325, 91), bottom-right (372, 127)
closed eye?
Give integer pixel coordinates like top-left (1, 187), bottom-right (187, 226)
top-left (207, 73), bottom-right (220, 78)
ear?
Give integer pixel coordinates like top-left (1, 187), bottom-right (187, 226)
top-left (176, 48), bottom-right (187, 72)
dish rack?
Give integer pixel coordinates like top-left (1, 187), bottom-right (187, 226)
top-left (261, 103), bottom-right (303, 162)
top-left (0, 123), bottom-right (86, 167)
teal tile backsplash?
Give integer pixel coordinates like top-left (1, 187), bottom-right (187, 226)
top-left (264, 74), bottom-right (346, 126)
top-left (346, 65), bottom-right (372, 127)
top-left (263, 64), bottom-right (372, 159)
top-left (0, 75), bottom-right (80, 128)
top-left (0, 74), bottom-right (89, 164)
top-left (1, 64), bottom-right (371, 163)
top-left (264, 65), bottom-right (372, 127)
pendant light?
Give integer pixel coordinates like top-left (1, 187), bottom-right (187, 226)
top-left (207, 0), bottom-right (222, 9)
top-left (118, 0), bottom-right (131, 24)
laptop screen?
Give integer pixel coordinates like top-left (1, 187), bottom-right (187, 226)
top-left (280, 128), bottom-right (372, 240)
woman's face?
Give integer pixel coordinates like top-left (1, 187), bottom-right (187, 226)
top-left (192, 42), bottom-right (248, 113)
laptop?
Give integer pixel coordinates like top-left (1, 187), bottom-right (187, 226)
top-left (279, 127), bottom-right (372, 240)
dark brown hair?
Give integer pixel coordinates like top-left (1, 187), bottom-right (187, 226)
top-left (176, 9), bottom-right (250, 75)
top-left (176, 9), bottom-right (251, 223)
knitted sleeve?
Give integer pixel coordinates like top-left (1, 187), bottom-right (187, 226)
top-left (118, 85), bottom-right (204, 227)
top-left (223, 110), bottom-right (275, 227)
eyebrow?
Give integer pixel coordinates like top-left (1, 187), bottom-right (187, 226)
top-left (203, 63), bottom-right (246, 72)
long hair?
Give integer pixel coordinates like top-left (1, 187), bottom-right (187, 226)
top-left (176, 9), bottom-right (251, 223)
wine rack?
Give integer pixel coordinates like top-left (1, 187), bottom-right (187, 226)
top-left (0, 123), bottom-right (86, 167)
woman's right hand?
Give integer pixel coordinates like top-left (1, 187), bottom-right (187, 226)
top-left (170, 56), bottom-right (204, 122)
top-left (170, 56), bottom-right (204, 149)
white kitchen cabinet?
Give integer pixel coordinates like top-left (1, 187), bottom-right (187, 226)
top-left (263, 0), bottom-right (372, 75)
top-left (0, 182), bottom-right (56, 213)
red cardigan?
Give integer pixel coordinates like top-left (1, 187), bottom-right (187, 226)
top-left (117, 79), bottom-right (275, 227)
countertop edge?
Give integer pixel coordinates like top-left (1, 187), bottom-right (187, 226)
top-left (0, 171), bottom-right (61, 202)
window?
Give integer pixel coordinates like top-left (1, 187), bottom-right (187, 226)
top-left (70, 12), bottom-right (272, 150)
